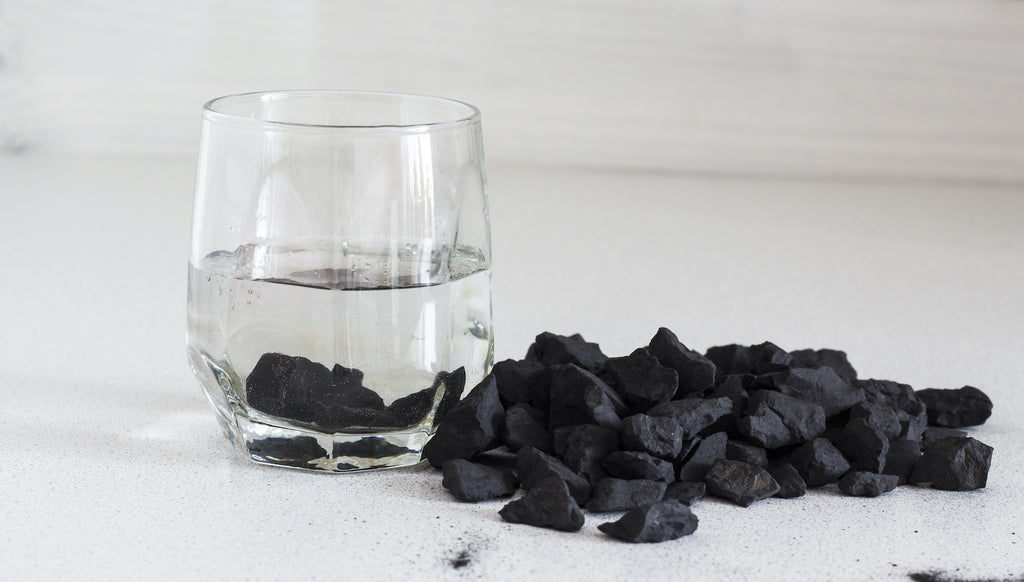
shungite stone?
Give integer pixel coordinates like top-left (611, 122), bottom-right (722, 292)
top-left (785, 438), bottom-right (851, 487)
top-left (499, 476), bottom-right (584, 532)
top-left (771, 367), bottom-right (865, 417)
top-left (910, 437), bottom-right (993, 491)
top-left (916, 386), bottom-right (993, 428)
top-left (705, 459), bottom-right (781, 507)
top-left (647, 328), bottom-right (716, 396)
top-left (324, 363), bottom-right (382, 409)
top-left (647, 397), bottom-right (733, 440)
top-left (621, 414), bottom-right (685, 460)
top-left (548, 364), bottom-right (626, 431)
top-left (838, 471), bottom-right (898, 497)
top-left (561, 424), bottom-right (620, 484)
top-left (705, 344), bottom-right (757, 376)
top-left (790, 348), bottom-right (858, 385)
top-left (677, 432), bottom-right (728, 482)
top-left (858, 379), bottom-right (926, 418)
top-left (737, 390), bottom-right (826, 449)
top-left (491, 359), bottom-right (547, 407)
top-left (768, 463), bottom-right (806, 498)
top-left (749, 341), bottom-right (796, 374)
top-left (882, 439), bottom-right (922, 485)
top-left (897, 409), bottom-right (929, 442)
top-left (246, 353), bottom-right (333, 422)
top-left (848, 401), bottom-right (901, 440)
top-left (604, 347), bottom-right (679, 411)
top-left (552, 425), bottom-right (575, 457)
top-left (726, 440), bottom-right (769, 468)
top-left (840, 417), bottom-right (889, 473)
top-left (662, 481), bottom-right (706, 505)
top-left (332, 437), bottom-right (414, 459)
top-left (316, 405), bottom-right (395, 430)
top-left (525, 332), bottom-right (608, 374)
top-left (922, 427), bottom-right (968, 448)
top-left (434, 368), bottom-right (468, 425)
top-left (602, 451), bottom-right (675, 483)
top-left (503, 404), bottom-right (554, 453)
top-left (386, 368), bottom-right (467, 429)
top-left (585, 478), bottom-right (668, 512)
top-left (598, 499), bottom-right (699, 543)
top-left (423, 375), bottom-right (504, 468)
top-left (710, 375), bottom-right (750, 414)
top-left (441, 459), bottom-right (518, 502)
top-left (248, 436), bottom-right (326, 468)
top-left (516, 446), bottom-right (592, 505)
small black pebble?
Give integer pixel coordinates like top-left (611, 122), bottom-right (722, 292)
top-left (910, 436), bottom-right (993, 491)
top-left (647, 328), bottom-right (717, 396)
top-left (516, 446), bottom-right (593, 505)
top-left (662, 481), bottom-right (706, 506)
top-left (705, 459), bottom-right (781, 507)
top-left (525, 332), bottom-right (608, 374)
top-left (598, 499), bottom-right (699, 543)
top-left (768, 463), bottom-right (806, 499)
top-left (677, 432), bottom-right (727, 482)
top-left (423, 375), bottom-right (505, 468)
top-left (442, 459), bottom-right (517, 502)
top-left (602, 451), bottom-right (676, 483)
top-left (647, 397), bottom-right (733, 441)
top-left (499, 476), bottom-right (585, 532)
top-left (604, 347), bottom-right (679, 411)
top-left (586, 478), bottom-right (668, 512)
top-left (726, 440), bottom-right (769, 468)
top-left (837, 471), bottom-right (898, 497)
top-left (785, 438), bottom-right (851, 487)
top-left (620, 413), bottom-right (685, 460)
top-left (915, 386), bottom-right (993, 428)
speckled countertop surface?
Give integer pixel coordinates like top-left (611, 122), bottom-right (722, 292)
top-left (2, 156), bottom-right (1022, 581)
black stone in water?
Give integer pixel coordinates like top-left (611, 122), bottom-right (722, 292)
top-left (585, 478), bottom-right (668, 512)
top-left (789, 348), bottom-right (858, 385)
top-left (499, 476), bottom-right (585, 532)
top-left (602, 451), bottom-right (676, 483)
top-left (921, 427), bottom-right (968, 448)
top-left (386, 368), bottom-right (466, 429)
top-left (662, 481), bottom-right (706, 506)
top-left (620, 414), bottom-right (685, 460)
top-left (726, 440), bottom-right (769, 468)
top-left (525, 332), bottom-right (608, 374)
top-left (737, 390), bottom-right (826, 449)
top-left (916, 386), bottom-right (993, 428)
top-left (325, 363), bottom-right (383, 409)
top-left (548, 364), bottom-right (626, 431)
top-left (516, 446), bottom-right (593, 505)
top-left (503, 404), bottom-right (554, 453)
top-left (332, 437), bottom-right (414, 459)
top-left (561, 424), bottom-right (620, 484)
top-left (768, 463), bottom-right (806, 499)
top-left (248, 436), bottom-right (326, 468)
top-left (910, 436), bottom-right (993, 491)
top-left (246, 353), bottom-right (332, 422)
top-left (441, 459), bottom-right (517, 502)
top-left (840, 417), bottom-right (889, 473)
top-left (646, 397), bottom-right (733, 440)
top-left (423, 374), bottom-right (504, 468)
top-left (882, 439), bottom-right (923, 485)
top-left (770, 366), bottom-right (865, 417)
top-left (677, 432), bottom-right (727, 482)
top-left (705, 459), bottom-right (781, 507)
top-left (598, 499), bottom-right (699, 543)
top-left (837, 471), bottom-right (899, 497)
top-left (604, 347), bottom-right (679, 411)
top-left (785, 438), bottom-right (851, 487)
top-left (647, 328), bottom-right (716, 396)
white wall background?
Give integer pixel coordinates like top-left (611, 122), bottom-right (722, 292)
top-left (2, 0), bottom-right (1023, 185)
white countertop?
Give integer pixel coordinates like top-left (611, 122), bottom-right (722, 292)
top-left (1, 155), bottom-right (1022, 581)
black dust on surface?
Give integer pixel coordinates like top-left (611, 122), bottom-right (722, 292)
top-left (907, 571), bottom-right (1024, 582)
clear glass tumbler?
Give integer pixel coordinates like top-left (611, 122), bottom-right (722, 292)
top-left (187, 91), bottom-right (492, 472)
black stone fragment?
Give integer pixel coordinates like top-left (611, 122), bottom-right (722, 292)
top-left (332, 437), bottom-right (414, 459)
top-left (503, 404), bottom-right (554, 453)
top-left (677, 432), bottom-right (728, 482)
top-left (423, 375), bottom-right (504, 468)
top-left (705, 459), bottom-right (781, 507)
top-left (441, 459), bottom-right (518, 502)
top-left (604, 347), bottom-right (679, 411)
top-left (548, 364), bottom-right (626, 431)
top-left (662, 481), bottom-right (706, 506)
top-left (882, 439), bottom-right (922, 485)
top-left (921, 427), bottom-right (968, 448)
top-left (551, 426), bottom-right (575, 458)
top-left (525, 332), bottom-right (608, 374)
top-left (585, 478), bottom-right (668, 512)
top-left (768, 463), bottom-right (806, 498)
top-left (916, 386), bottom-right (993, 428)
top-left (858, 379), bottom-right (927, 420)
top-left (771, 366), bottom-right (865, 417)
top-left (647, 328), bottom-right (716, 396)
top-left (785, 438), bottom-right (851, 487)
top-left (910, 437), bottom-right (993, 491)
top-left (598, 499), bottom-right (698, 543)
top-left (433, 368), bottom-right (467, 425)
top-left (499, 476), bottom-right (585, 532)
top-left (838, 471), bottom-right (898, 497)
top-left (386, 368), bottom-right (467, 429)
top-left (316, 405), bottom-right (395, 431)
top-left (710, 375), bottom-right (750, 415)
top-left (516, 446), bottom-right (593, 505)
top-left (840, 417), bottom-right (889, 473)
top-left (705, 344), bottom-right (757, 376)
top-left (790, 348), bottom-right (858, 385)
top-left (248, 436), bottom-right (326, 468)
top-left (726, 440), bottom-right (769, 468)
top-left (246, 353), bottom-right (332, 422)
top-left (602, 451), bottom-right (675, 483)
top-left (737, 390), bottom-right (826, 449)
top-left (620, 414), bottom-right (685, 460)
top-left (647, 397), bottom-right (733, 441)
top-left (847, 401), bottom-right (902, 440)
top-left (561, 425), bottom-right (620, 484)
top-left (748, 341), bottom-right (796, 374)
top-left (491, 359), bottom-right (547, 408)
top-left (324, 363), bottom-right (382, 409)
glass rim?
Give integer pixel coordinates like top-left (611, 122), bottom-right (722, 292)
top-left (202, 90), bottom-right (481, 131)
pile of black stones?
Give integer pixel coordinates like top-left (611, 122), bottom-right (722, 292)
top-left (426, 329), bottom-right (995, 543)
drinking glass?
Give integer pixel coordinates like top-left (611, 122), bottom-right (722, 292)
top-left (186, 91), bottom-right (493, 472)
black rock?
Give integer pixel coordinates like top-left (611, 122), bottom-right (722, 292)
top-left (647, 397), bottom-right (733, 440)
top-left (771, 367), bottom-right (865, 417)
top-left (916, 386), bottom-right (993, 428)
top-left (332, 437), bottom-right (414, 459)
top-left (737, 390), bottom-right (826, 449)
top-left (548, 364), bottom-right (626, 431)
top-left (434, 368), bottom-right (468, 425)
top-left (551, 425), bottom-right (575, 458)
top-left (726, 440), bottom-right (769, 468)
top-left (897, 409), bottom-right (929, 442)
top-left (525, 332), bottom-right (608, 374)
top-left (790, 348), bottom-right (858, 385)
top-left (620, 414), bottom-right (685, 460)
top-left (598, 499), bottom-right (699, 543)
top-left (710, 375), bottom-right (750, 414)
top-left (647, 328), bottom-right (716, 396)
top-left (748, 341), bottom-right (796, 374)
top-left (677, 432), bottom-right (728, 482)
top-left (840, 417), bottom-right (889, 473)
top-left (503, 404), bottom-right (554, 453)
top-left (561, 424), bottom-right (620, 484)
top-left (323, 363), bottom-right (383, 409)
top-left (922, 427), bottom-right (968, 448)
top-left (882, 439), bottom-right (922, 485)
top-left (499, 476), bottom-right (585, 532)
top-left (246, 353), bottom-right (333, 422)
top-left (858, 379), bottom-right (926, 419)
top-left (785, 438), bottom-right (851, 487)
top-left (423, 375), bottom-right (505, 468)
top-left (316, 405), bottom-right (395, 431)
top-left (386, 368), bottom-right (466, 429)
top-left (705, 459), bottom-right (781, 507)
top-left (492, 359), bottom-right (547, 407)
top-left (910, 437), bottom-right (993, 491)
top-left (585, 478), bottom-right (668, 512)
top-left (516, 446), bottom-right (593, 505)
top-left (847, 401), bottom-right (901, 440)
top-left (705, 344), bottom-right (757, 376)
top-left (604, 347), bottom-right (679, 411)
top-left (247, 436), bottom-right (327, 468)
top-left (768, 463), bottom-right (806, 498)
top-left (442, 459), bottom-right (518, 502)
top-left (602, 451), bottom-right (675, 483)
top-left (838, 471), bottom-right (899, 497)
top-left (662, 481), bottom-right (706, 505)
